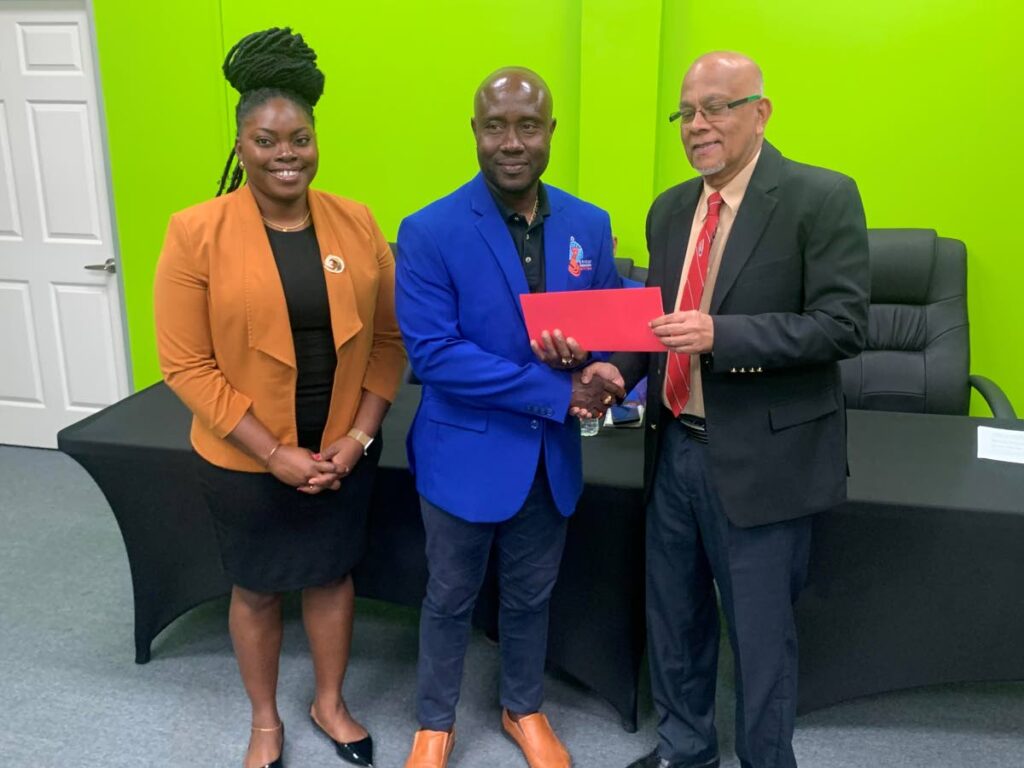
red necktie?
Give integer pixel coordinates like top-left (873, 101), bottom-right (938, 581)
top-left (665, 192), bottom-right (723, 417)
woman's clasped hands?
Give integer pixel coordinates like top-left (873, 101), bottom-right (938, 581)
top-left (265, 435), bottom-right (364, 494)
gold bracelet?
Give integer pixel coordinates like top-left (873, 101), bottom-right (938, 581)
top-left (264, 443), bottom-right (282, 467)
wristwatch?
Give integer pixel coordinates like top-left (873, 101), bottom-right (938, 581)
top-left (347, 428), bottom-right (375, 456)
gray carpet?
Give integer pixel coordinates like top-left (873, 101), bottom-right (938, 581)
top-left (0, 444), bottom-right (1021, 767)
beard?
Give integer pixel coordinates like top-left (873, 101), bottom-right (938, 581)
top-left (695, 160), bottom-right (726, 176)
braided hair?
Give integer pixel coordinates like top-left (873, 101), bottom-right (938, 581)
top-left (217, 27), bottom-right (325, 196)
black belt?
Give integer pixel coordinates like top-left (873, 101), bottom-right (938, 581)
top-left (677, 413), bottom-right (708, 444)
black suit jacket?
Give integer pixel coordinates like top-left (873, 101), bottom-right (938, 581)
top-left (614, 142), bottom-right (870, 527)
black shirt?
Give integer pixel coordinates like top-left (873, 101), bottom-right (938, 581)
top-left (265, 225), bottom-right (337, 448)
top-left (488, 182), bottom-right (551, 294)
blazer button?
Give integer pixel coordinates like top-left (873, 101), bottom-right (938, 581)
top-left (650, 422), bottom-right (657, 430)
top-left (530, 419), bottom-right (539, 430)
top-left (730, 368), bottom-right (737, 373)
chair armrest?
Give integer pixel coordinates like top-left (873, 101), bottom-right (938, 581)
top-left (969, 375), bottom-right (1017, 419)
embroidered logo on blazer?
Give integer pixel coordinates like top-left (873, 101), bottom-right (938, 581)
top-left (568, 236), bottom-right (592, 276)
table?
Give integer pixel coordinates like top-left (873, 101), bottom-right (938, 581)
top-left (796, 409), bottom-right (1024, 712)
top-left (57, 384), bottom-right (1024, 728)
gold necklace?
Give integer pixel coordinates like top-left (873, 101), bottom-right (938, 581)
top-left (524, 196), bottom-right (540, 226)
top-left (261, 209), bottom-right (311, 232)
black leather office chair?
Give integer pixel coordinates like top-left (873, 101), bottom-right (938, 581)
top-left (840, 229), bottom-right (1015, 417)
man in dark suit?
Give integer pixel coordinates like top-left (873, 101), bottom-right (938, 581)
top-left (396, 67), bottom-right (623, 768)
top-left (593, 52), bottom-right (870, 768)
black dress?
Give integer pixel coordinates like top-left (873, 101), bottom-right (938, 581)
top-left (194, 225), bottom-right (379, 593)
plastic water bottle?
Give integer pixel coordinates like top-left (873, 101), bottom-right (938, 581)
top-left (580, 416), bottom-right (601, 437)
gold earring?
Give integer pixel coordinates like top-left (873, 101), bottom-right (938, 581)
top-left (238, 159), bottom-right (244, 168)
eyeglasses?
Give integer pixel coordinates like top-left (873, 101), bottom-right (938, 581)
top-left (669, 95), bottom-right (762, 124)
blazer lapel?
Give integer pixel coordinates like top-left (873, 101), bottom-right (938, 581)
top-left (710, 143), bottom-right (782, 313)
top-left (308, 190), bottom-right (363, 351)
top-left (662, 183), bottom-right (702, 312)
top-left (239, 186), bottom-right (295, 368)
top-left (471, 175), bottom-right (529, 319)
top-left (543, 191), bottom-right (569, 294)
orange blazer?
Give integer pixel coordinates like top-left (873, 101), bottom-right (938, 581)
top-left (154, 185), bottom-right (406, 472)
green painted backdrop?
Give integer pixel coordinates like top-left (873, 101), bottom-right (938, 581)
top-left (93, 0), bottom-right (1023, 413)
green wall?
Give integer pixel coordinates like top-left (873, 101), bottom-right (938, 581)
top-left (92, 0), bottom-right (227, 389)
top-left (94, 0), bottom-right (1024, 413)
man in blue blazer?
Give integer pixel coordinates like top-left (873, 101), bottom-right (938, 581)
top-left (395, 67), bottom-right (623, 768)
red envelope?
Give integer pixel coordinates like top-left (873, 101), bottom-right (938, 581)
top-left (520, 287), bottom-right (665, 352)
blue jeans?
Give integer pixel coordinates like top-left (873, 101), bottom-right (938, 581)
top-left (416, 463), bottom-right (568, 731)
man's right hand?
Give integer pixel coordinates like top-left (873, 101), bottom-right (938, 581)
top-left (570, 363), bottom-right (626, 418)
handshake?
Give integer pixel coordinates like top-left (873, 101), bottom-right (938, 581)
top-left (529, 329), bottom-right (625, 419)
top-left (570, 362), bottom-right (625, 419)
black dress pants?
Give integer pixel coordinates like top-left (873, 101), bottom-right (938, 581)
top-left (647, 419), bottom-right (812, 768)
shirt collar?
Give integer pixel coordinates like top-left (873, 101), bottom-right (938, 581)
top-left (487, 180), bottom-right (550, 223)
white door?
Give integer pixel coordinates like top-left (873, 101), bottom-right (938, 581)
top-left (0, 0), bottom-right (129, 448)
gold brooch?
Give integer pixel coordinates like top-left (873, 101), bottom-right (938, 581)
top-left (323, 255), bottom-right (345, 274)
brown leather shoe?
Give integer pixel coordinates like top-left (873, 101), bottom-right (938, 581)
top-left (502, 709), bottom-right (571, 768)
top-left (403, 728), bottom-right (455, 768)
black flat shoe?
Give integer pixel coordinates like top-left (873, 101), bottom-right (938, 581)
top-left (331, 734), bottom-right (373, 767)
top-left (309, 707), bottom-right (374, 767)
top-left (251, 722), bottom-right (284, 768)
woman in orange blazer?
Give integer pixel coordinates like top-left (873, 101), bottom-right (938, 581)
top-left (153, 29), bottom-right (404, 768)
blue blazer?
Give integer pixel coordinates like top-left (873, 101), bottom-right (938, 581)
top-left (396, 174), bottom-right (620, 522)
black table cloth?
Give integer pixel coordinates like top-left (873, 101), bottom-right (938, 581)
top-left (797, 409), bottom-right (1024, 712)
top-left (57, 383), bottom-right (1024, 729)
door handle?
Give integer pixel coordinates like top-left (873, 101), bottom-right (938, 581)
top-left (84, 258), bottom-right (116, 274)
